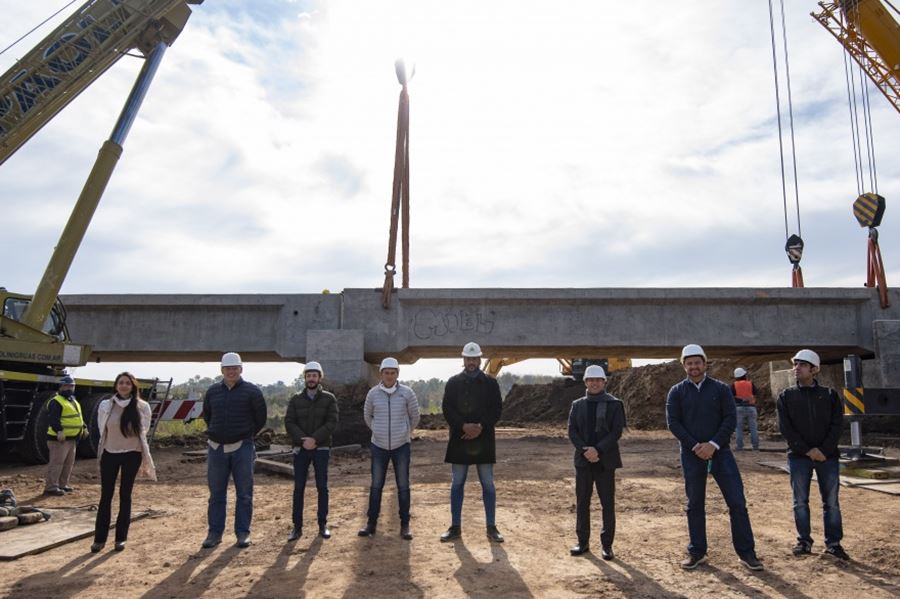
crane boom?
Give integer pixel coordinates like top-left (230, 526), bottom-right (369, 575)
top-left (813, 0), bottom-right (900, 115)
top-left (0, 0), bottom-right (202, 166)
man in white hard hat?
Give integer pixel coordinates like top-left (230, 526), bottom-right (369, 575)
top-left (357, 357), bottom-right (420, 540)
top-left (567, 365), bottom-right (625, 559)
top-left (666, 344), bottom-right (762, 571)
top-left (730, 367), bottom-right (760, 451)
top-left (439, 341), bottom-right (504, 543)
top-left (201, 352), bottom-right (267, 549)
top-left (284, 361), bottom-right (338, 542)
top-left (776, 349), bottom-right (848, 560)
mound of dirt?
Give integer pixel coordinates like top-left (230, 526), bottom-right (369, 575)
top-left (323, 382), bottom-right (373, 446)
top-left (500, 360), bottom-right (775, 431)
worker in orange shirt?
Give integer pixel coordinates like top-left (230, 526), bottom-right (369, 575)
top-left (730, 368), bottom-right (760, 451)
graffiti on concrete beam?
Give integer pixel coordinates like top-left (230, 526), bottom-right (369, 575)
top-left (412, 309), bottom-right (495, 340)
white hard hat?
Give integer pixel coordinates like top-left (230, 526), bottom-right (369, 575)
top-left (791, 349), bottom-right (820, 368)
top-left (584, 365), bottom-right (607, 380)
top-left (221, 352), bottom-right (242, 367)
top-left (680, 344), bottom-right (707, 362)
top-left (734, 367), bottom-right (748, 378)
top-left (461, 342), bottom-right (483, 357)
top-left (380, 357), bottom-right (400, 371)
top-left (303, 361), bottom-right (324, 376)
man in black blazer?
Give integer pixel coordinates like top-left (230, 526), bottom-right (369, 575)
top-left (567, 365), bottom-right (625, 559)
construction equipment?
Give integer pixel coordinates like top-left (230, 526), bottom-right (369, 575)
top-left (559, 358), bottom-right (632, 382)
top-left (812, 0), bottom-right (900, 116)
top-left (0, 0), bottom-right (203, 463)
top-left (841, 354), bottom-right (900, 460)
top-left (812, 1), bottom-right (896, 305)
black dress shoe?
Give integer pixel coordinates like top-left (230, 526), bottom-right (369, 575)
top-left (236, 533), bottom-right (251, 548)
top-left (319, 525), bottom-right (331, 539)
top-left (358, 523), bottom-right (376, 537)
top-left (486, 525), bottom-right (504, 543)
top-left (288, 527), bottom-right (302, 542)
top-left (601, 546), bottom-right (614, 560)
top-left (114, 541), bottom-right (126, 552)
top-left (440, 526), bottom-right (461, 542)
top-left (90, 542), bottom-right (105, 553)
top-left (400, 524), bottom-right (413, 541)
top-left (570, 544), bottom-right (589, 556)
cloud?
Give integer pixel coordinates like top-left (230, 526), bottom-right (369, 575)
top-left (0, 2), bottom-right (897, 304)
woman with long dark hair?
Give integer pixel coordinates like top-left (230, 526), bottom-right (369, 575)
top-left (91, 372), bottom-right (157, 552)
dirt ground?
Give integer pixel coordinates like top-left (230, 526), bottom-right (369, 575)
top-left (1, 428), bottom-right (898, 599)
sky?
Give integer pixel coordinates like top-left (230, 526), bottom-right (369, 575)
top-left (2, 0), bottom-right (899, 385)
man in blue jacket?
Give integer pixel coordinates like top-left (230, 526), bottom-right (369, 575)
top-left (666, 344), bottom-right (762, 571)
top-left (201, 352), bottom-right (267, 549)
top-left (776, 349), bottom-right (848, 560)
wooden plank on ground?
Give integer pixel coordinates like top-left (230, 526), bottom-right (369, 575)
top-left (255, 457), bottom-right (293, 477)
top-left (182, 444), bottom-right (293, 458)
top-left (0, 508), bottom-right (148, 561)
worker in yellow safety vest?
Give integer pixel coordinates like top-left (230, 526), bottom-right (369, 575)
top-left (44, 375), bottom-right (85, 496)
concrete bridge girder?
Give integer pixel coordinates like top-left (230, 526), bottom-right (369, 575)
top-left (61, 288), bottom-right (900, 385)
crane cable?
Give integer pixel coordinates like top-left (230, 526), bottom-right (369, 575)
top-left (767, 0), bottom-right (804, 286)
top-left (840, 6), bottom-right (880, 196)
top-left (0, 1), bottom-right (80, 57)
top-left (839, 5), bottom-right (889, 308)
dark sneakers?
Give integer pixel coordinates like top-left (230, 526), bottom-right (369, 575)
top-left (792, 542), bottom-right (812, 556)
top-left (680, 553), bottom-right (708, 570)
top-left (486, 525), bottom-right (505, 543)
top-left (358, 523), bottom-right (377, 537)
top-left (739, 553), bottom-right (764, 571)
top-left (440, 526), bottom-right (462, 542)
top-left (824, 545), bottom-right (850, 561)
top-left (400, 524), bottom-right (413, 541)
top-left (201, 534), bottom-right (222, 549)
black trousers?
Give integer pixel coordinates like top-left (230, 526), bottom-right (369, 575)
top-left (94, 450), bottom-right (142, 543)
top-left (575, 464), bottom-right (616, 548)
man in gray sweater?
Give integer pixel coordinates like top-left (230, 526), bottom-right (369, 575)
top-left (358, 357), bottom-right (420, 540)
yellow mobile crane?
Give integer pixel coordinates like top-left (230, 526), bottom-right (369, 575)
top-left (0, 0), bottom-right (203, 463)
top-left (813, 0), bottom-right (900, 115)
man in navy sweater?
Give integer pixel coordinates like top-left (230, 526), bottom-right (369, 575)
top-left (666, 344), bottom-right (762, 571)
top-left (201, 352), bottom-right (267, 549)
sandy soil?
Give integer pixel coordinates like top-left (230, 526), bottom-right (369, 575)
top-left (0, 428), bottom-right (898, 599)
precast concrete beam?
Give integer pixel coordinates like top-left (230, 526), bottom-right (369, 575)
top-left (62, 293), bottom-right (340, 362)
top-left (347, 287), bottom-right (900, 364)
top-left (61, 288), bottom-right (900, 371)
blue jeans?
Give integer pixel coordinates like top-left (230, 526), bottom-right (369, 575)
top-left (735, 406), bottom-right (759, 450)
top-left (293, 448), bottom-right (330, 527)
top-left (207, 440), bottom-right (256, 537)
top-left (367, 442), bottom-right (411, 525)
top-left (681, 449), bottom-right (755, 557)
top-left (450, 463), bottom-right (496, 527)
top-left (788, 455), bottom-right (843, 548)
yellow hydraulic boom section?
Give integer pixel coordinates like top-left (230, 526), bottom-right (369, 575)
top-left (813, 0), bottom-right (900, 114)
top-left (0, 0), bottom-right (203, 166)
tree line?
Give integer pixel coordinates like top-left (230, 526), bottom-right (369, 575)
top-left (163, 371), bottom-right (559, 435)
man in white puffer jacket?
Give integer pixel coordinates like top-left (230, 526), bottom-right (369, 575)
top-left (357, 357), bottom-right (420, 540)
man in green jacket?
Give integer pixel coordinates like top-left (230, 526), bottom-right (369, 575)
top-left (284, 361), bottom-right (338, 541)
